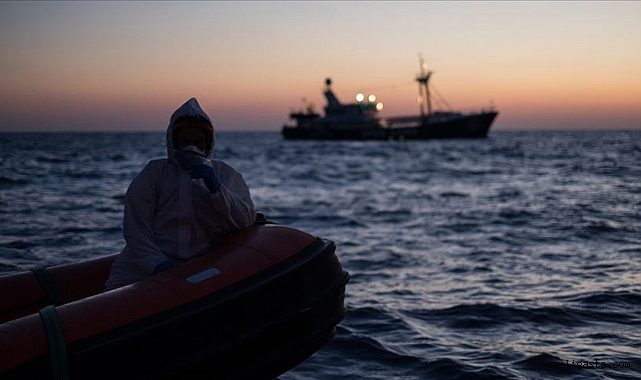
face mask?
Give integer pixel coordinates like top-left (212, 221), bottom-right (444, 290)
top-left (181, 144), bottom-right (206, 157)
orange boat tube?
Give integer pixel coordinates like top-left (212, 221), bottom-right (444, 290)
top-left (0, 223), bottom-right (349, 380)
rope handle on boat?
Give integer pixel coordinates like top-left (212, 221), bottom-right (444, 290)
top-left (30, 267), bottom-right (73, 306)
top-left (38, 305), bottom-right (70, 380)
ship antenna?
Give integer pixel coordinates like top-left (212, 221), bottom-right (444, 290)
top-left (416, 54), bottom-right (433, 119)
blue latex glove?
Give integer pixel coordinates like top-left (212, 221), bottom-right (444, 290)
top-left (189, 164), bottom-right (221, 193)
top-left (154, 261), bottom-right (176, 274)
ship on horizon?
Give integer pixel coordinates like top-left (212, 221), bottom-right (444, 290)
top-left (282, 58), bottom-right (499, 140)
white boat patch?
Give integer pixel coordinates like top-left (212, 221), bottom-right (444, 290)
top-left (186, 268), bottom-right (221, 284)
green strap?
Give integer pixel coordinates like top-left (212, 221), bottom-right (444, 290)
top-left (38, 305), bottom-right (70, 380)
top-left (31, 267), bottom-right (68, 306)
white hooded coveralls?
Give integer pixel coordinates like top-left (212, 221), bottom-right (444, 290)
top-left (104, 98), bottom-right (256, 290)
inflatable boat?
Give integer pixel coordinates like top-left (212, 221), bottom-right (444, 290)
top-left (0, 222), bottom-right (349, 379)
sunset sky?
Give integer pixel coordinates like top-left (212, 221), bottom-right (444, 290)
top-left (1, 1), bottom-right (640, 132)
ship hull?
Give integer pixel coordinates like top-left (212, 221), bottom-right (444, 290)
top-left (282, 112), bottom-right (498, 141)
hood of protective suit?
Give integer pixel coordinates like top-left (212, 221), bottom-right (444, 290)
top-left (166, 97), bottom-right (215, 160)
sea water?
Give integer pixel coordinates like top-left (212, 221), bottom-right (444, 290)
top-left (1, 130), bottom-right (639, 379)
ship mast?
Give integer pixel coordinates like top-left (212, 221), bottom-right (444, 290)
top-left (416, 55), bottom-right (433, 119)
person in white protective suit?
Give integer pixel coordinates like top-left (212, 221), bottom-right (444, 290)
top-left (104, 97), bottom-right (257, 290)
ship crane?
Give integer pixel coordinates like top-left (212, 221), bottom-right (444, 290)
top-left (416, 54), bottom-right (433, 119)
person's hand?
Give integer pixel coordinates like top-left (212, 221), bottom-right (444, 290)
top-left (154, 261), bottom-right (176, 274)
top-left (174, 150), bottom-right (203, 172)
top-left (189, 164), bottom-right (222, 193)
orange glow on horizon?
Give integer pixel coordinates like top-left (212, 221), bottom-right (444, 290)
top-left (1, 2), bottom-right (639, 132)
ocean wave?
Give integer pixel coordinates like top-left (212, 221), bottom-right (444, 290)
top-left (563, 291), bottom-right (641, 309)
top-left (401, 302), bottom-right (638, 329)
top-left (35, 154), bottom-right (70, 163)
top-left (0, 176), bottom-right (29, 187)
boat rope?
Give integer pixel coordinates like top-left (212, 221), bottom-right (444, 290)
top-left (357, 81), bottom-right (455, 111)
top-left (430, 84), bottom-right (453, 111)
top-left (30, 267), bottom-right (70, 306)
top-left (358, 80), bottom-right (415, 93)
top-left (38, 305), bottom-right (70, 380)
